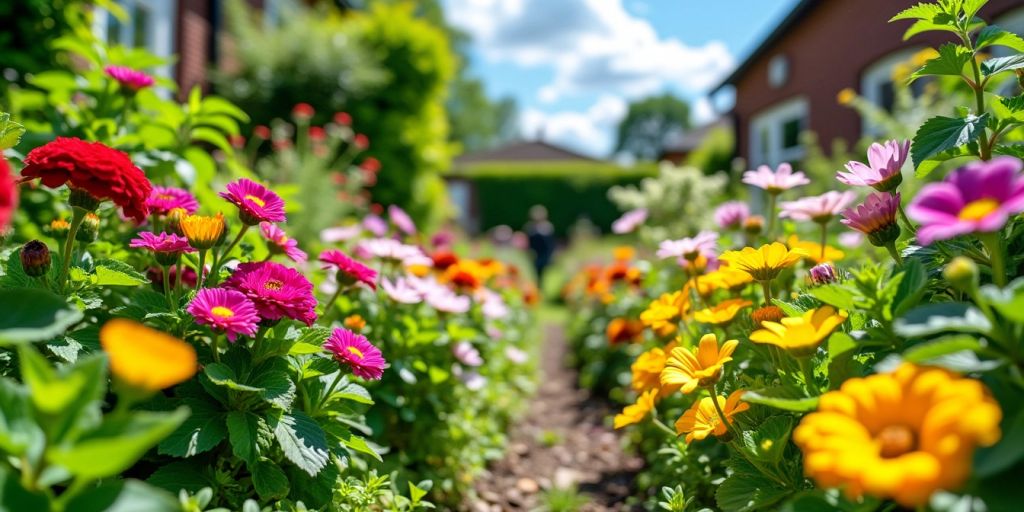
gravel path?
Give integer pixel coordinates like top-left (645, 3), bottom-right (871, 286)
top-left (466, 322), bottom-right (643, 511)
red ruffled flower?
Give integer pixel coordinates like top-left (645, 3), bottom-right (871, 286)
top-left (21, 137), bottom-right (152, 222)
top-left (0, 157), bottom-right (17, 231)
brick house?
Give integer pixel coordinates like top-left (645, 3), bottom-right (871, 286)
top-left (712, 0), bottom-right (1024, 168)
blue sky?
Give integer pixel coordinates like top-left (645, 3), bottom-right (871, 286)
top-left (443, 0), bottom-right (801, 157)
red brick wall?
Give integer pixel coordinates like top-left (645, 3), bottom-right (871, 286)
top-left (174, 0), bottom-right (266, 99)
top-left (730, 0), bottom-right (1021, 162)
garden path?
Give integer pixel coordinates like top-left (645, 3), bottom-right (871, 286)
top-left (467, 318), bottom-right (643, 511)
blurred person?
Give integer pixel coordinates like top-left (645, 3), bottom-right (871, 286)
top-left (525, 205), bottom-right (556, 282)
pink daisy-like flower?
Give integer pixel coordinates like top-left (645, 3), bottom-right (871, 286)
top-left (147, 186), bottom-right (199, 216)
top-left (223, 262), bottom-right (318, 325)
top-left (453, 341), bottom-right (483, 367)
top-left (780, 191), bottom-right (857, 224)
top-left (742, 163), bottom-right (810, 194)
top-left (219, 178), bottom-right (286, 225)
top-left (354, 238), bottom-right (424, 262)
top-left (837, 139), bottom-right (910, 192)
top-left (838, 231), bottom-right (864, 248)
top-left (381, 277), bottom-right (422, 304)
top-left (426, 289), bottom-right (471, 314)
top-left (388, 205), bottom-right (417, 235)
top-left (319, 249), bottom-right (378, 289)
top-left (841, 192), bottom-right (902, 247)
top-left (714, 201), bottom-right (749, 230)
top-left (907, 157), bottom-right (1024, 246)
top-left (611, 208), bottom-right (648, 234)
top-left (363, 214), bottom-right (389, 237)
top-left (187, 288), bottom-right (260, 341)
top-left (260, 222), bottom-right (307, 264)
top-left (130, 231), bottom-right (195, 265)
top-left (103, 65), bottom-right (155, 91)
top-left (656, 230), bottom-right (718, 261)
top-left (324, 328), bottom-right (386, 380)
top-left (320, 224), bottom-right (362, 243)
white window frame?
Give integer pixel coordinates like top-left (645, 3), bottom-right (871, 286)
top-left (748, 96), bottom-right (809, 168)
top-left (92, 0), bottom-right (177, 81)
top-left (859, 48), bottom-right (921, 136)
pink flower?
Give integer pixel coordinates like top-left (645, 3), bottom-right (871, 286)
top-left (838, 232), bottom-right (864, 248)
top-left (841, 192), bottom-right (901, 247)
top-left (362, 214), bottom-right (389, 236)
top-left (223, 262), bottom-right (318, 325)
top-left (714, 201), bottom-right (749, 230)
top-left (453, 341), bottom-right (483, 367)
top-left (319, 249), bottom-right (377, 289)
top-left (381, 277), bottom-right (422, 304)
top-left (388, 205), bottom-right (417, 235)
top-left (780, 191), bottom-right (857, 223)
top-left (103, 65), bottom-right (154, 91)
top-left (742, 163), bottom-right (810, 193)
top-left (147, 186), bottom-right (199, 216)
top-left (188, 288), bottom-right (260, 341)
top-left (907, 157), bottom-right (1024, 246)
top-left (837, 139), bottom-right (909, 191)
top-left (611, 208), bottom-right (648, 234)
top-left (260, 222), bottom-right (307, 264)
top-left (354, 238), bottom-right (424, 262)
top-left (656, 230), bottom-right (718, 261)
top-left (324, 328), bottom-right (386, 380)
top-left (481, 291), bottom-right (509, 319)
top-left (426, 289), bottom-right (471, 314)
top-left (220, 178), bottom-right (286, 225)
top-left (130, 232), bottom-right (194, 264)
top-left (320, 224), bottom-right (363, 243)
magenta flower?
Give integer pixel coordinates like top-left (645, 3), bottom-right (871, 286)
top-left (319, 249), bottom-right (378, 289)
top-left (841, 192), bottom-right (901, 247)
top-left (381, 277), bottom-right (422, 304)
top-left (223, 262), bottom-right (318, 325)
top-left (837, 139), bottom-right (910, 191)
top-left (611, 208), bottom-right (648, 234)
top-left (220, 178), bottom-right (286, 225)
top-left (780, 191), bottom-right (857, 223)
top-left (260, 222), bottom-right (307, 264)
top-left (104, 65), bottom-right (155, 91)
top-left (907, 157), bottom-right (1024, 245)
top-left (147, 186), bottom-right (199, 216)
top-left (187, 288), bottom-right (260, 342)
top-left (714, 201), bottom-right (749, 230)
top-left (130, 231), bottom-right (194, 265)
top-left (363, 214), bottom-right (389, 237)
top-left (324, 328), bottom-right (386, 380)
top-left (808, 262), bottom-right (839, 286)
top-left (388, 205), bottom-right (417, 235)
top-left (656, 230), bottom-right (718, 261)
top-left (742, 163), bottom-right (810, 193)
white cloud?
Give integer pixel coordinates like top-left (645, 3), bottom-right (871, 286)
top-left (692, 96), bottom-right (717, 125)
top-left (519, 95), bottom-right (628, 157)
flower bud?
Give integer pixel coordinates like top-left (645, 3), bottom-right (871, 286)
top-left (744, 215), bottom-right (764, 236)
top-left (76, 212), bottom-right (100, 243)
top-left (21, 240), bottom-right (51, 277)
top-left (180, 213), bottom-right (226, 251)
top-left (751, 305), bottom-right (785, 327)
top-left (68, 187), bottom-right (101, 212)
top-left (866, 222), bottom-right (901, 247)
top-left (165, 207), bottom-right (187, 236)
top-left (809, 262), bottom-right (839, 286)
top-left (49, 218), bottom-right (71, 237)
top-left (943, 256), bottom-right (979, 292)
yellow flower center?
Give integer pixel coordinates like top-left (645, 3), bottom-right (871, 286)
top-left (877, 424), bottom-right (916, 458)
top-left (210, 306), bottom-right (235, 318)
top-left (244, 194), bottom-right (266, 207)
top-left (959, 198), bottom-right (1000, 221)
top-left (263, 279), bottom-right (283, 291)
top-left (346, 346), bottom-right (364, 359)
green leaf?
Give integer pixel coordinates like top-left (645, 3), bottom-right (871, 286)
top-left (288, 342), bottom-right (322, 355)
top-left (146, 460), bottom-right (214, 494)
top-left (0, 379), bottom-right (44, 457)
top-left (0, 112), bottom-right (26, 150)
top-left (894, 302), bottom-right (992, 337)
top-left (273, 412), bottom-right (329, 476)
top-left (0, 289), bottom-right (83, 344)
top-left (0, 467), bottom-right (51, 510)
top-left (409, 481), bottom-right (428, 504)
top-left (976, 25), bottom-right (1024, 53)
top-left (892, 259), bottom-right (927, 317)
top-left (975, 407), bottom-right (1024, 478)
top-left (250, 358), bottom-right (296, 409)
top-left (980, 278), bottom-right (1024, 322)
top-left (807, 285), bottom-right (856, 310)
top-left (158, 399), bottom-right (227, 457)
top-left (980, 54), bottom-right (1024, 77)
top-left (909, 43), bottom-right (971, 82)
top-left (741, 415), bottom-right (793, 464)
top-left (341, 433), bottom-right (382, 462)
top-left (889, 3), bottom-right (943, 22)
top-left (93, 259), bottom-right (148, 287)
top-left (911, 114), bottom-right (989, 168)
top-left (334, 380), bottom-right (374, 405)
top-left (18, 347), bottom-right (105, 416)
top-left (64, 479), bottom-right (179, 512)
top-left (199, 96), bottom-right (251, 122)
top-left (227, 411), bottom-right (261, 464)
top-left (252, 460), bottom-right (290, 501)
top-left (742, 387), bottom-right (819, 412)
top-left (191, 127), bottom-right (234, 156)
top-left (47, 408), bottom-right (189, 480)
top-left (716, 468), bottom-right (791, 512)
top-left (902, 335), bottom-right (984, 361)
top-left (204, 363), bottom-right (261, 392)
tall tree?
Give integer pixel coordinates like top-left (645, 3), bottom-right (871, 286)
top-left (614, 93), bottom-right (691, 161)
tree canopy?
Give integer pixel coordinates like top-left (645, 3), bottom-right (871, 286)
top-left (614, 93), bottom-right (691, 161)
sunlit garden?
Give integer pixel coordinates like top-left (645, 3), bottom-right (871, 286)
top-left (1, 0), bottom-right (1024, 511)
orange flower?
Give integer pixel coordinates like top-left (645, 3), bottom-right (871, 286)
top-left (606, 318), bottom-right (645, 344)
top-left (100, 318), bottom-right (197, 391)
top-left (630, 345), bottom-right (679, 396)
top-left (660, 333), bottom-right (738, 394)
top-left (675, 390), bottom-right (749, 443)
top-left (612, 245), bottom-right (635, 261)
top-left (344, 314), bottom-right (366, 331)
top-left (180, 212), bottom-right (226, 250)
top-left (614, 389), bottom-right (657, 429)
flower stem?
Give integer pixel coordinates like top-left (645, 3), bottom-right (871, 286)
top-left (980, 233), bottom-right (1007, 287)
top-left (760, 280), bottom-right (774, 305)
top-left (766, 192), bottom-right (778, 241)
top-left (210, 224), bottom-right (250, 285)
top-left (162, 265), bottom-right (174, 310)
top-left (211, 333), bottom-right (222, 363)
top-left (196, 250), bottom-right (208, 289)
top-left (818, 222), bottom-right (828, 262)
top-left (897, 203), bottom-right (916, 234)
top-left (174, 260), bottom-right (183, 303)
top-left (799, 356), bottom-right (818, 395)
top-left (651, 415), bottom-right (678, 438)
top-left (884, 242), bottom-right (903, 266)
top-left (710, 382), bottom-right (739, 441)
top-left (59, 208), bottom-right (87, 292)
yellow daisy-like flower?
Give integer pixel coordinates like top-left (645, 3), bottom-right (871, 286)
top-left (794, 363), bottom-right (1002, 507)
top-left (630, 344), bottom-right (680, 397)
top-left (661, 333), bottom-right (738, 394)
top-left (787, 235), bottom-right (844, 264)
top-left (614, 389), bottom-right (657, 429)
top-left (749, 306), bottom-right (848, 356)
top-left (700, 266), bottom-right (753, 291)
top-left (694, 298), bottom-right (753, 325)
top-left (675, 390), bottom-right (749, 443)
top-left (719, 242), bottom-right (806, 282)
top-left (100, 318), bottom-right (198, 392)
top-left (612, 245), bottom-right (636, 261)
top-left (836, 87), bottom-right (857, 106)
top-left (640, 291), bottom-right (688, 338)
top-left (180, 212), bottom-right (226, 250)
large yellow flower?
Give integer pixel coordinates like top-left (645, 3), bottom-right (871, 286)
top-left (694, 299), bottom-right (753, 325)
top-left (614, 389), bottom-right (657, 429)
top-left (675, 390), bottom-right (749, 443)
top-left (100, 318), bottom-right (198, 392)
top-left (700, 266), bottom-right (753, 291)
top-left (793, 364), bottom-right (1002, 507)
top-left (787, 235), bottom-right (844, 264)
top-left (749, 306), bottom-right (848, 356)
top-left (661, 333), bottom-right (738, 394)
top-left (630, 346), bottom-right (668, 394)
top-left (719, 242), bottom-right (806, 281)
top-left (640, 291), bottom-right (688, 337)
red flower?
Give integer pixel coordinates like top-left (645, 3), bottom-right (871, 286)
top-left (292, 103), bottom-right (315, 119)
top-left (308, 126), bottom-right (326, 142)
top-left (253, 125), bottom-right (271, 139)
top-left (333, 112), bottom-right (352, 126)
top-left (21, 137), bottom-right (152, 222)
top-left (360, 157), bottom-right (381, 173)
top-left (353, 134), bottom-right (369, 150)
top-left (0, 157), bottom-right (17, 231)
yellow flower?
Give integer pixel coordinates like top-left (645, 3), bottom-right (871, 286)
top-left (700, 266), bottom-right (753, 291)
top-left (836, 87), bottom-right (857, 105)
top-left (750, 306), bottom-right (848, 356)
top-left (606, 317), bottom-right (645, 344)
top-left (630, 344), bottom-right (680, 397)
top-left (719, 242), bottom-right (805, 281)
top-left (787, 235), bottom-right (844, 264)
top-left (661, 333), bottom-right (738, 394)
top-left (694, 299), bottom-right (753, 325)
top-left (675, 390), bottom-right (749, 443)
top-left (614, 389), bottom-right (657, 429)
top-left (793, 364), bottom-right (1002, 507)
top-left (180, 212), bottom-right (226, 250)
top-left (100, 318), bottom-right (198, 392)
top-left (612, 245), bottom-right (635, 261)
top-left (640, 291), bottom-right (688, 337)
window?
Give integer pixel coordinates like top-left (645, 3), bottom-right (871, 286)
top-left (768, 54), bottom-right (789, 89)
top-left (93, 0), bottom-right (177, 80)
top-left (749, 96), bottom-right (809, 168)
top-left (859, 48), bottom-right (922, 135)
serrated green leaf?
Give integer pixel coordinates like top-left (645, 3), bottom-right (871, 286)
top-left (0, 112), bottom-right (26, 150)
top-left (981, 54), bottom-right (1024, 76)
top-left (741, 415), bottom-right (793, 464)
top-left (910, 43), bottom-right (971, 82)
top-left (146, 460), bottom-right (213, 494)
top-left (204, 363), bottom-right (262, 392)
top-left (288, 342), bottom-right (322, 354)
top-left (252, 460), bottom-right (290, 501)
top-left (341, 433), bottom-right (383, 462)
top-left (976, 25), bottom-right (1024, 53)
top-left (273, 412), bottom-right (329, 476)
top-left (911, 114), bottom-right (988, 168)
top-left (158, 399), bottom-right (227, 457)
top-left (889, 2), bottom-right (943, 22)
top-left (93, 259), bottom-right (148, 287)
top-left (226, 411), bottom-right (261, 464)
top-left (806, 285), bottom-right (856, 310)
top-left (249, 360), bottom-right (296, 409)
top-left (894, 302), bottom-right (992, 337)
top-left (334, 380), bottom-right (374, 405)
top-left (716, 468), bottom-right (791, 512)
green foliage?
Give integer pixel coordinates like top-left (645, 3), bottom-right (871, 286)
top-left (615, 93), bottom-right (691, 160)
top-left (684, 125), bottom-right (736, 177)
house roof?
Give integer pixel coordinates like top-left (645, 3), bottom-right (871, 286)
top-left (661, 119), bottom-right (730, 153)
top-left (453, 140), bottom-right (599, 165)
top-left (711, 0), bottom-right (819, 94)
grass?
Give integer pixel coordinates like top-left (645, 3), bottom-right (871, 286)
top-left (539, 486), bottom-right (590, 512)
